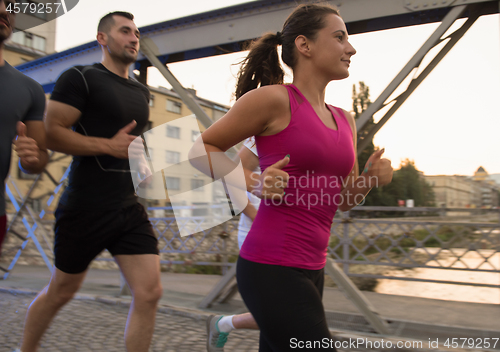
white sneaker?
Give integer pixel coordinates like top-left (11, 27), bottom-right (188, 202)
top-left (206, 315), bottom-right (230, 351)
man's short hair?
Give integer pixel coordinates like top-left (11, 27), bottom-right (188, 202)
top-left (97, 11), bottom-right (134, 33)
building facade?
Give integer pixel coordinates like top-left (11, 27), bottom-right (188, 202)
top-left (4, 3), bottom-right (57, 66)
top-left (425, 167), bottom-right (499, 209)
top-left (424, 175), bottom-right (477, 208)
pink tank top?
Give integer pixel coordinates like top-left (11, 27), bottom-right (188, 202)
top-left (239, 84), bottom-right (355, 270)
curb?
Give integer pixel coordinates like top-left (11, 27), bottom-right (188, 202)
top-left (0, 287), bottom-right (211, 321)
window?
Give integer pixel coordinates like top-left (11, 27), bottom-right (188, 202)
top-left (149, 95), bottom-right (154, 107)
top-left (11, 31), bottom-right (24, 45)
top-left (166, 151), bottom-right (180, 164)
top-left (25, 32), bottom-right (33, 48)
top-left (165, 177), bottom-right (180, 190)
top-left (192, 130), bottom-right (201, 142)
top-left (191, 179), bottom-right (204, 191)
top-left (10, 29), bottom-right (46, 52)
top-left (166, 100), bottom-right (182, 114)
top-left (32, 35), bottom-right (45, 51)
top-left (167, 126), bottom-right (180, 139)
top-left (31, 199), bottom-right (41, 213)
top-left (192, 202), bottom-right (209, 216)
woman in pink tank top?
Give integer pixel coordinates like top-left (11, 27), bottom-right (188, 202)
top-left (198, 4), bottom-right (393, 351)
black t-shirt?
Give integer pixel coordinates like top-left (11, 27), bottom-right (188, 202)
top-left (0, 62), bottom-right (45, 216)
top-left (50, 63), bottom-right (150, 210)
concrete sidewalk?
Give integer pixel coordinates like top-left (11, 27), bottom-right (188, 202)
top-left (1, 264), bottom-right (499, 336)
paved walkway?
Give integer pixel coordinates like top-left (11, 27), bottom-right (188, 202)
top-left (0, 291), bottom-right (260, 352)
top-left (1, 265), bottom-right (499, 351)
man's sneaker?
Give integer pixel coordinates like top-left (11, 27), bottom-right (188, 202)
top-left (206, 314), bottom-right (229, 351)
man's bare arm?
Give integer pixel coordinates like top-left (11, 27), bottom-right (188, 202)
top-left (45, 100), bottom-right (136, 158)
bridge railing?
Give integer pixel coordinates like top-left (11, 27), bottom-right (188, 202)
top-left (4, 203), bottom-right (499, 287)
top-left (330, 207), bottom-right (500, 288)
top-left (145, 206), bottom-right (500, 287)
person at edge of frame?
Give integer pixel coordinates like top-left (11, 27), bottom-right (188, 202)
top-left (18, 11), bottom-right (162, 352)
top-left (0, 0), bottom-right (48, 260)
top-left (194, 3), bottom-right (393, 351)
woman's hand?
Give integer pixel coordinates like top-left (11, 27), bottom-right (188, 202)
top-left (363, 148), bottom-right (393, 188)
top-left (251, 155), bottom-right (290, 199)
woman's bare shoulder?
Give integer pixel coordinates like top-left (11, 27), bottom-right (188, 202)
top-left (237, 84), bottom-right (289, 108)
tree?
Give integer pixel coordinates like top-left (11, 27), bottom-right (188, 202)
top-left (395, 160), bottom-right (435, 207)
top-left (351, 82), bottom-right (435, 208)
top-left (352, 82), bottom-right (375, 173)
top-left (360, 160), bottom-right (435, 208)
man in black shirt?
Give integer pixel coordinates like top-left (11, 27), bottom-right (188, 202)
top-left (0, 0), bottom-right (48, 257)
top-left (20, 12), bottom-right (162, 352)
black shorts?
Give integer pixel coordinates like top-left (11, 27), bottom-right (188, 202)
top-left (54, 203), bottom-right (158, 274)
top-left (237, 256), bottom-right (335, 351)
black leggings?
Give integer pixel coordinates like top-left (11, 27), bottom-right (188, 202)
top-left (237, 256), bottom-right (336, 351)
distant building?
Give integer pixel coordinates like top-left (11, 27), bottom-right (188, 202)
top-left (472, 167), bottom-right (499, 208)
top-left (490, 173), bottom-right (500, 187)
top-left (144, 86), bottom-right (230, 213)
top-left (424, 175), bottom-right (477, 208)
top-left (4, 9), bottom-right (57, 65)
top-left (424, 167), bottom-right (499, 210)
top-left (473, 166), bottom-right (488, 182)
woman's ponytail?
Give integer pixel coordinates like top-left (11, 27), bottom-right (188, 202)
top-left (235, 33), bottom-right (284, 100)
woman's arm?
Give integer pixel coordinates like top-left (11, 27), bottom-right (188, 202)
top-left (189, 85), bottom-right (290, 197)
top-left (239, 142), bottom-right (260, 221)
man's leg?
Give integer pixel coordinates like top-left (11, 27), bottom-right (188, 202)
top-left (21, 267), bottom-right (87, 352)
top-left (115, 254), bottom-right (162, 352)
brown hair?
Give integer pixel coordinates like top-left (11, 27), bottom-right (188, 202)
top-left (98, 11), bottom-right (134, 33)
top-left (235, 3), bottom-right (340, 100)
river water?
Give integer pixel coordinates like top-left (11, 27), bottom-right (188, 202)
top-left (375, 250), bottom-right (500, 304)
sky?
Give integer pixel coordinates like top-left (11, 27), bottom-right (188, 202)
top-left (53, 0), bottom-right (500, 177)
